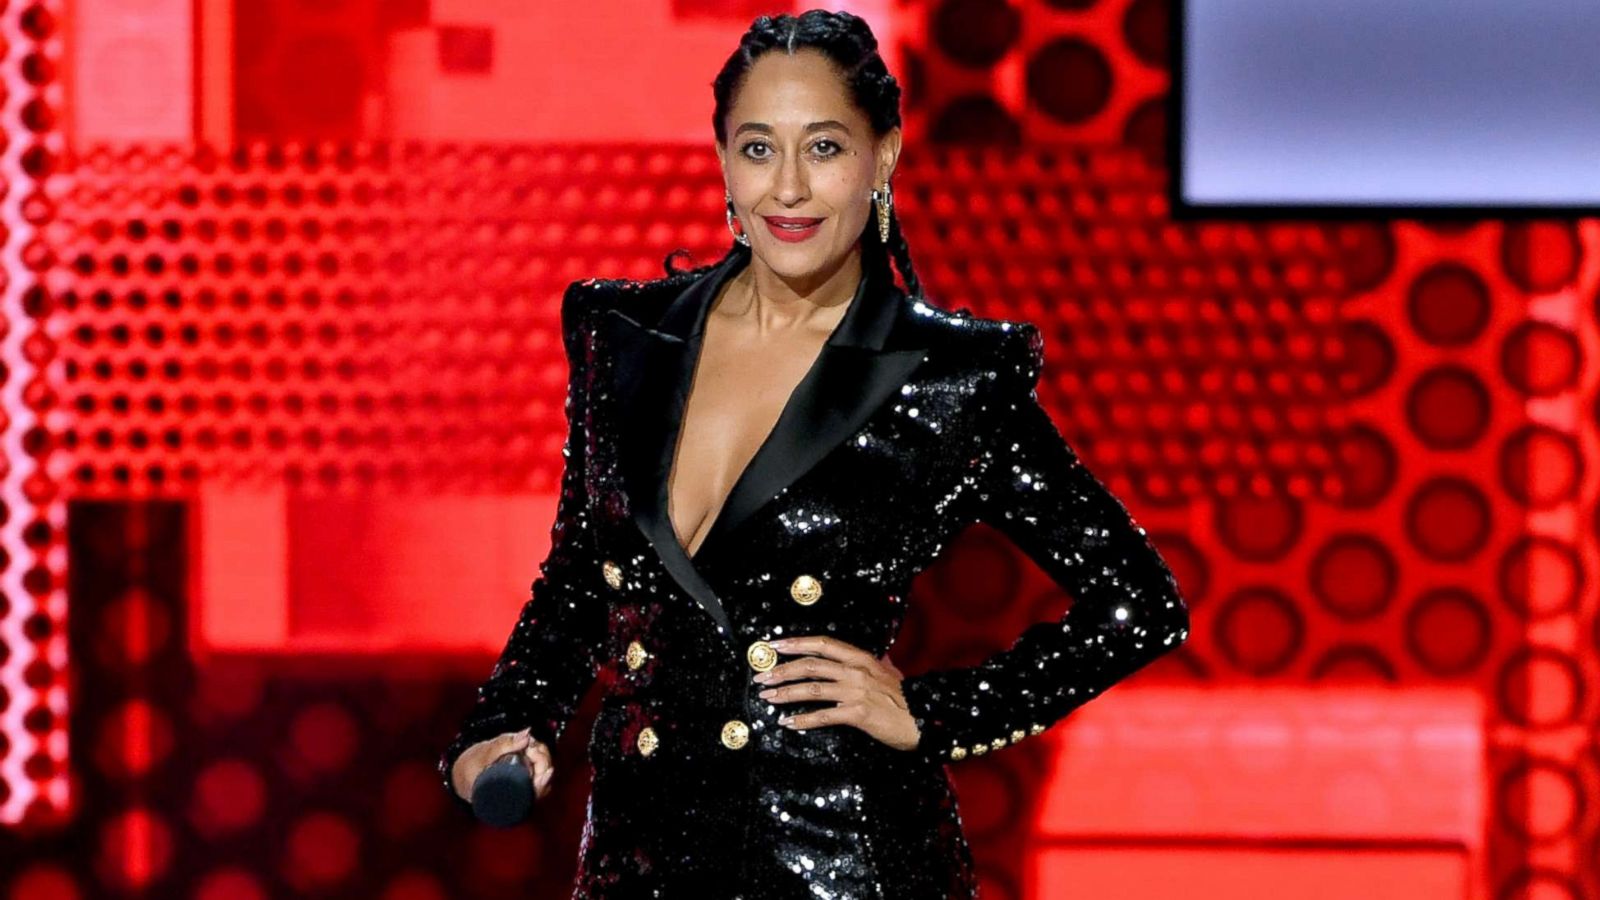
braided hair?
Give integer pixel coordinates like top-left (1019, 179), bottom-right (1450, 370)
top-left (663, 10), bottom-right (924, 303)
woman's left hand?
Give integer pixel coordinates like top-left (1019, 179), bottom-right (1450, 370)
top-left (754, 635), bottom-right (921, 752)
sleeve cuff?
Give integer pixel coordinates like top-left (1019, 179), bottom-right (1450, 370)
top-left (437, 713), bottom-right (560, 816)
top-left (900, 673), bottom-right (1051, 766)
top-left (899, 674), bottom-right (966, 766)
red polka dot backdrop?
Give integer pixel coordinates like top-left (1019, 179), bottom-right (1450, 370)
top-left (47, 141), bottom-right (1341, 503)
top-left (1317, 219), bottom-right (1600, 900)
top-left (901, 0), bottom-right (1169, 160)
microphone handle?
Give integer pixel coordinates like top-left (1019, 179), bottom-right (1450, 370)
top-left (470, 750), bottom-right (537, 828)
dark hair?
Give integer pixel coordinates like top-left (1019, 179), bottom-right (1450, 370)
top-left (662, 9), bottom-right (923, 302)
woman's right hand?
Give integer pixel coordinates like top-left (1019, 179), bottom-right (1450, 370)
top-left (451, 727), bottom-right (556, 803)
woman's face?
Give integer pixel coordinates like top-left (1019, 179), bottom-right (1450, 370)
top-left (716, 48), bottom-right (901, 285)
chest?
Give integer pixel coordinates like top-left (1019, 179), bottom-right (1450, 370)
top-left (668, 323), bottom-right (834, 554)
top-left (584, 295), bottom-right (986, 583)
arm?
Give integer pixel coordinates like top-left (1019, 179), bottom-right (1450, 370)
top-left (437, 280), bottom-right (608, 808)
top-left (899, 322), bottom-right (1190, 765)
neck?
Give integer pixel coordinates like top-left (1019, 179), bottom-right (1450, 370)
top-left (724, 246), bottom-right (865, 334)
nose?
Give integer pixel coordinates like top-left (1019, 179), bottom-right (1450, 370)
top-left (774, 151), bottom-right (809, 206)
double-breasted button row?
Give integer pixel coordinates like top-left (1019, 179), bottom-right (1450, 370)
top-left (789, 574), bottom-right (822, 605)
top-left (605, 560), bottom-right (819, 605)
top-left (721, 719), bottom-right (750, 749)
top-left (747, 640), bottom-right (778, 673)
top-left (605, 566), bottom-right (822, 763)
top-left (602, 559), bottom-right (624, 590)
top-left (625, 639), bottom-right (648, 671)
top-left (947, 722), bottom-right (1046, 761)
top-left (630, 719), bottom-right (752, 756)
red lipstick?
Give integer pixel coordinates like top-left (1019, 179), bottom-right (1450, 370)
top-left (763, 215), bottom-right (824, 243)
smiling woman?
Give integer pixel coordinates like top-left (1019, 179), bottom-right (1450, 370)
top-left (439, 9), bottom-right (1190, 899)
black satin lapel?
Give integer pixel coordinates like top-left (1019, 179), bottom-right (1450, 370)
top-left (696, 343), bottom-right (929, 557)
top-left (604, 308), bottom-right (676, 528)
top-left (603, 308), bottom-right (737, 644)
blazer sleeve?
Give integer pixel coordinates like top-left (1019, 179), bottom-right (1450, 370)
top-left (898, 321), bottom-right (1191, 766)
top-left (437, 280), bottom-right (609, 809)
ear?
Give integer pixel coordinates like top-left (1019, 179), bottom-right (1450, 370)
top-left (715, 140), bottom-right (727, 175)
top-left (876, 126), bottom-right (902, 184)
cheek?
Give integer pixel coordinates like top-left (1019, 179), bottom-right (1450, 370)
top-left (726, 175), bottom-right (757, 204)
top-left (815, 173), bottom-right (871, 221)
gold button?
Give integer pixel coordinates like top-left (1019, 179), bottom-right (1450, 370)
top-left (990, 736), bottom-right (1007, 750)
top-left (1029, 723), bottom-right (1045, 735)
top-left (636, 726), bottom-right (658, 757)
top-left (1010, 729), bottom-right (1026, 743)
top-left (971, 743), bottom-right (989, 756)
top-left (746, 640), bottom-right (777, 672)
top-left (625, 640), bottom-right (648, 671)
top-left (721, 719), bottom-right (750, 750)
top-left (789, 574), bottom-right (822, 605)
top-left (602, 560), bottom-right (624, 590)
top-left (950, 746), bottom-right (968, 761)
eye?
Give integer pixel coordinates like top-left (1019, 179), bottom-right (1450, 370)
top-left (740, 141), bottom-right (772, 160)
top-left (811, 139), bottom-right (842, 158)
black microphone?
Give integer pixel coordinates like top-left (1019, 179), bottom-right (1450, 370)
top-left (471, 751), bottom-right (536, 828)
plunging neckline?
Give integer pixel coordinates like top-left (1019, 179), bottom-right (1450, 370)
top-left (665, 263), bottom-right (862, 563)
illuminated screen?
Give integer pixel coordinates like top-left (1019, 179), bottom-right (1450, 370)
top-left (1178, 0), bottom-right (1600, 211)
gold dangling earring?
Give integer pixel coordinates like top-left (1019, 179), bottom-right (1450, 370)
top-left (871, 181), bottom-right (894, 244)
top-left (726, 190), bottom-right (750, 246)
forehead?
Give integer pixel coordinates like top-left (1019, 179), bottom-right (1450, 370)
top-left (728, 49), bottom-right (863, 124)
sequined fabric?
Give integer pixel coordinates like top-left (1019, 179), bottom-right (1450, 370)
top-left (439, 252), bottom-right (1191, 899)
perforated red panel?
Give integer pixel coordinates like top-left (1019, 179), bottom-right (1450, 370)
top-left (0, 0), bottom-right (69, 831)
top-left (51, 142), bottom-right (1342, 507)
top-left (905, 1), bottom-right (1600, 896)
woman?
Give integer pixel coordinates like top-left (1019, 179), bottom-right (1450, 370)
top-left (440, 9), bottom-right (1189, 898)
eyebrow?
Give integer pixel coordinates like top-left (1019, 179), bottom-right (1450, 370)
top-left (733, 120), bottom-right (853, 137)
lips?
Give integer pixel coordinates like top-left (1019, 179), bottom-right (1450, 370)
top-left (763, 215), bottom-right (825, 243)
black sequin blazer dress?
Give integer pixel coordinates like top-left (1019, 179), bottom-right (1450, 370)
top-left (439, 246), bottom-right (1191, 899)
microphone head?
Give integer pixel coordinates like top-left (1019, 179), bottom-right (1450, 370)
top-left (471, 752), bottom-right (535, 828)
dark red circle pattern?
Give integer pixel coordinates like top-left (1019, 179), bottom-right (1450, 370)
top-left (1407, 477), bottom-right (1492, 562)
top-left (1188, 209), bottom-right (1594, 900)
top-left (1025, 38), bottom-right (1113, 125)
top-left (1333, 425), bottom-right (1397, 509)
top-left (1338, 320), bottom-right (1396, 397)
top-left (1310, 644), bottom-right (1398, 681)
top-left (1408, 262), bottom-right (1491, 346)
top-left (1498, 536), bottom-right (1583, 621)
top-left (1406, 365), bottom-right (1491, 450)
top-left (1497, 649), bottom-right (1584, 730)
top-left (932, 0), bottom-right (1024, 69)
top-left (1500, 426), bottom-right (1583, 510)
top-left (1501, 321), bottom-right (1581, 397)
top-left (1214, 586), bottom-right (1304, 676)
top-left (1405, 588), bottom-right (1493, 676)
top-left (1309, 534), bottom-right (1396, 620)
top-left (1500, 222), bottom-right (1581, 293)
top-left (1121, 0), bottom-right (1168, 68)
top-left (1213, 493), bottom-right (1301, 562)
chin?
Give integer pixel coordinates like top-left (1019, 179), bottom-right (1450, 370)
top-left (754, 249), bottom-right (824, 279)
top-left (757, 242), bottom-right (848, 279)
